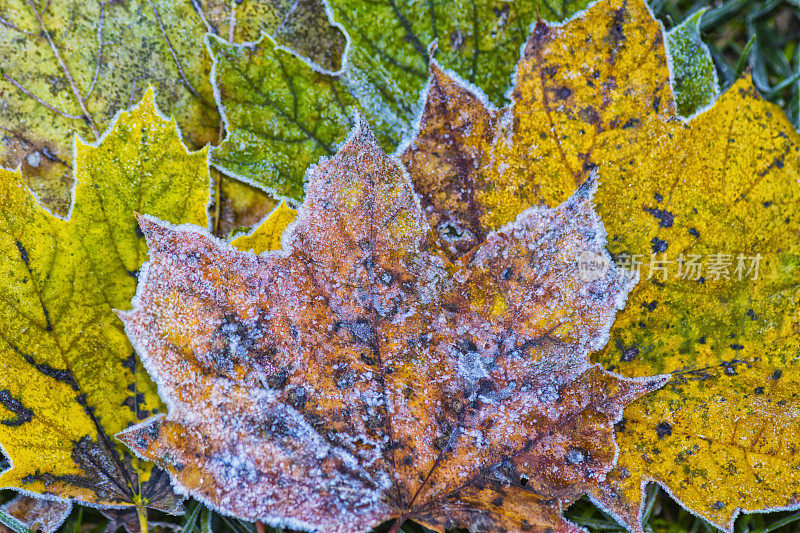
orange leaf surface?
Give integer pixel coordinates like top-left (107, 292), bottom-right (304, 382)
top-left (117, 121), bottom-right (667, 532)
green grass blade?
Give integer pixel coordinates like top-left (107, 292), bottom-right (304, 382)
top-left (0, 509), bottom-right (32, 533)
top-left (749, 510), bottom-right (800, 533)
top-left (735, 34), bottom-right (758, 79)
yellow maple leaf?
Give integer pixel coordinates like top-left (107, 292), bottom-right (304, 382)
top-left (399, 0), bottom-right (800, 529)
top-left (0, 89), bottom-right (209, 523)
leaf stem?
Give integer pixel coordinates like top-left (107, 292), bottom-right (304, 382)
top-left (136, 504), bottom-right (148, 533)
top-left (387, 515), bottom-right (407, 533)
top-left (255, 520), bottom-right (265, 533)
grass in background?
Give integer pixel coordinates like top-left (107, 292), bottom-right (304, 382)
top-left (1, 1), bottom-right (799, 532)
top-left (653, 0), bottom-right (800, 125)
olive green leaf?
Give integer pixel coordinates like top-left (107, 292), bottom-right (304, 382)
top-left (208, 34), bottom-right (357, 200)
top-left (666, 8), bottom-right (719, 116)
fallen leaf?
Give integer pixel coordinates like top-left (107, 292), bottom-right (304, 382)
top-left (399, 0), bottom-right (800, 529)
top-left (0, 89), bottom-right (208, 517)
top-left (0, 0), bottom-right (344, 215)
top-left (0, 495), bottom-right (71, 533)
top-left (208, 34), bottom-right (357, 201)
top-left (117, 120), bottom-right (666, 532)
top-left (666, 9), bottom-right (718, 116)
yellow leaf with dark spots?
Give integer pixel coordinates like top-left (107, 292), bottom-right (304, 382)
top-left (0, 88), bottom-right (209, 518)
top-left (399, 0), bottom-right (800, 529)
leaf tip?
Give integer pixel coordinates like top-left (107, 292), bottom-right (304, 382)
top-left (575, 169), bottom-right (599, 202)
top-left (116, 415), bottom-right (165, 462)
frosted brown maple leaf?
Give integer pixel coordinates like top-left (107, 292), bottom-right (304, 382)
top-left (118, 120), bottom-right (667, 532)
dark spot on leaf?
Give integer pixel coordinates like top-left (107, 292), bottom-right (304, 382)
top-left (286, 387), bottom-right (308, 410)
top-left (651, 237), bottom-right (668, 252)
top-left (722, 362), bottom-right (738, 376)
top-left (688, 227), bottom-right (699, 238)
top-left (0, 389), bottom-right (33, 426)
top-left (555, 86), bottom-right (572, 100)
top-left (754, 387), bottom-right (764, 395)
top-left (622, 118), bottom-right (639, 129)
top-left (642, 206), bottom-right (675, 228)
top-left (122, 353), bottom-right (136, 372)
top-left (346, 318), bottom-right (376, 347)
top-left (267, 367), bottom-right (290, 389)
top-left (656, 421), bottom-right (672, 439)
top-left (15, 240), bottom-right (29, 267)
top-left (621, 345), bottom-right (639, 361)
top-left (771, 369), bottom-right (782, 380)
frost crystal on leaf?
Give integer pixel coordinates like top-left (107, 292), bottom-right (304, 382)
top-left (119, 119), bottom-right (666, 532)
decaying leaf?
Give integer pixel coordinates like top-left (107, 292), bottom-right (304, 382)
top-left (117, 120), bottom-right (666, 532)
top-left (399, 0), bottom-right (800, 529)
top-left (666, 9), bottom-right (718, 116)
top-left (0, 89), bottom-right (208, 517)
top-left (0, 495), bottom-right (71, 533)
top-left (0, 0), bottom-right (343, 215)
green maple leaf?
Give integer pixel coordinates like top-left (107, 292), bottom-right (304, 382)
top-left (667, 8), bottom-right (718, 116)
